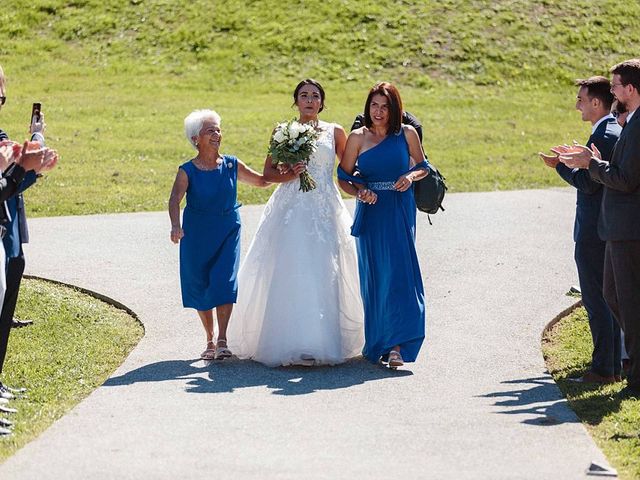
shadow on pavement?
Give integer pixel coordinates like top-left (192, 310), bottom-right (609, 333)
top-left (479, 376), bottom-right (580, 426)
top-left (103, 357), bottom-right (411, 395)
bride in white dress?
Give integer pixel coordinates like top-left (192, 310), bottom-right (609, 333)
top-left (228, 79), bottom-right (364, 367)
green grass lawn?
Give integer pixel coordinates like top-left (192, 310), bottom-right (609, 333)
top-left (2, 77), bottom-right (598, 216)
top-left (0, 0), bottom-right (638, 216)
top-left (0, 279), bottom-right (144, 462)
top-left (543, 307), bottom-right (640, 480)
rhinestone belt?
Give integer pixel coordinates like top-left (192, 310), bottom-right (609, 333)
top-left (368, 181), bottom-right (396, 190)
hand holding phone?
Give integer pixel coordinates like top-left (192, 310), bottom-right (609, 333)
top-left (31, 102), bottom-right (41, 124)
top-left (30, 102), bottom-right (45, 134)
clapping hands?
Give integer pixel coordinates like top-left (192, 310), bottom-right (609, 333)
top-left (16, 141), bottom-right (45, 172)
top-left (538, 149), bottom-right (560, 168)
top-left (556, 143), bottom-right (601, 169)
top-left (539, 142), bottom-right (601, 170)
top-left (0, 140), bottom-right (59, 173)
top-left (0, 142), bottom-right (18, 171)
top-left (40, 148), bottom-right (59, 172)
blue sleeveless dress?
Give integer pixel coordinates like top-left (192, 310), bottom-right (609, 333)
top-left (179, 156), bottom-right (241, 310)
top-left (352, 132), bottom-right (426, 363)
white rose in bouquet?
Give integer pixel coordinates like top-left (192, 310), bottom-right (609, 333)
top-left (273, 129), bottom-right (286, 144)
top-left (289, 122), bottom-right (306, 139)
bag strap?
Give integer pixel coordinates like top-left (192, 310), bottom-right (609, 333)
top-left (401, 127), bottom-right (430, 175)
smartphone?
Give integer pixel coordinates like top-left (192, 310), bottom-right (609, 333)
top-left (31, 102), bottom-right (41, 125)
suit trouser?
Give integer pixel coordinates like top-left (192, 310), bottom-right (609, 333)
top-left (603, 241), bottom-right (640, 390)
top-left (0, 253), bottom-right (23, 375)
top-left (575, 241), bottom-right (621, 377)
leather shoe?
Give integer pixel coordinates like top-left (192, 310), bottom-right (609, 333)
top-left (0, 382), bottom-right (24, 399)
top-left (0, 404), bottom-right (17, 414)
top-left (0, 383), bottom-right (15, 400)
top-left (568, 371), bottom-right (616, 384)
top-left (11, 318), bottom-right (33, 328)
top-left (0, 382), bottom-right (27, 400)
top-left (617, 385), bottom-right (640, 399)
top-left (3, 384), bottom-right (26, 394)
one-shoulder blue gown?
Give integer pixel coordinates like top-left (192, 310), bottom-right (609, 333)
top-left (179, 155), bottom-right (241, 310)
top-left (352, 132), bottom-right (426, 363)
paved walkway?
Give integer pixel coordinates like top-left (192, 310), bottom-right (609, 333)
top-left (0, 189), bottom-right (612, 479)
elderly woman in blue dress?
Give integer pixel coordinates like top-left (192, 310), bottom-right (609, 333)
top-left (169, 109), bottom-right (269, 360)
top-left (338, 82), bottom-right (429, 369)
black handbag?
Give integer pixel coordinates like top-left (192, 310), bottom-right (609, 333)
top-left (414, 163), bottom-right (447, 219)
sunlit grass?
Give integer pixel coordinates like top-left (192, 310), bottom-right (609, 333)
top-left (0, 0), bottom-right (638, 216)
top-left (543, 308), bottom-right (640, 480)
top-left (0, 279), bottom-right (144, 462)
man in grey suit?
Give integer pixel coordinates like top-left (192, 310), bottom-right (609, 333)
top-left (561, 59), bottom-right (640, 398)
top-left (540, 76), bottom-right (622, 384)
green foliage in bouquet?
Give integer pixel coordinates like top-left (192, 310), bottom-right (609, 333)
top-left (268, 120), bottom-right (320, 192)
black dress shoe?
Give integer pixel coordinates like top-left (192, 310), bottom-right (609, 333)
top-left (0, 383), bottom-right (15, 400)
top-left (0, 382), bottom-right (27, 400)
top-left (4, 384), bottom-right (26, 394)
top-left (617, 385), bottom-right (640, 399)
top-left (11, 318), bottom-right (33, 328)
top-left (0, 404), bottom-right (17, 414)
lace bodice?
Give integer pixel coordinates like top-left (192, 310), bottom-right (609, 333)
top-left (306, 121), bottom-right (337, 189)
top-left (257, 120), bottom-right (351, 243)
top-left (276, 120), bottom-right (337, 194)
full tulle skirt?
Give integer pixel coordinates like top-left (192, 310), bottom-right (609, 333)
top-left (228, 181), bottom-right (364, 367)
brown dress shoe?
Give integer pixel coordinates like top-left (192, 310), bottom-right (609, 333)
top-left (568, 371), bottom-right (616, 384)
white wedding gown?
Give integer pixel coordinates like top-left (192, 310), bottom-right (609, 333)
top-left (228, 121), bottom-right (364, 367)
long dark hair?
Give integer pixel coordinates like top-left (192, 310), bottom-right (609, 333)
top-left (363, 82), bottom-right (403, 134)
top-left (292, 78), bottom-right (326, 112)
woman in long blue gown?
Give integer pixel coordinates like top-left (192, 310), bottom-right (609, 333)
top-left (168, 109), bottom-right (269, 360)
top-left (338, 82), bottom-right (429, 368)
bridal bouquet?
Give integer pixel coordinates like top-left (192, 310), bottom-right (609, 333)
top-left (268, 120), bottom-right (319, 192)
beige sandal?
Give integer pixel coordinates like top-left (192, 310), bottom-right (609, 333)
top-left (201, 341), bottom-right (216, 361)
top-left (388, 350), bottom-right (404, 369)
top-left (215, 339), bottom-right (232, 360)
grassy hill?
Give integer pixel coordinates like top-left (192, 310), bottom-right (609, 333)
top-left (0, 0), bottom-right (639, 215)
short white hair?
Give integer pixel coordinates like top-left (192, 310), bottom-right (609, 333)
top-left (184, 109), bottom-right (221, 150)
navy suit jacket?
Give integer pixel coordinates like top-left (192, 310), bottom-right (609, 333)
top-left (555, 117), bottom-right (621, 243)
top-left (589, 110), bottom-right (640, 241)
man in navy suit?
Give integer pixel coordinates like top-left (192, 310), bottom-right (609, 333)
top-left (540, 76), bottom-right (622, 383)
top-left (560, 59), bottom-right (640, 398)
